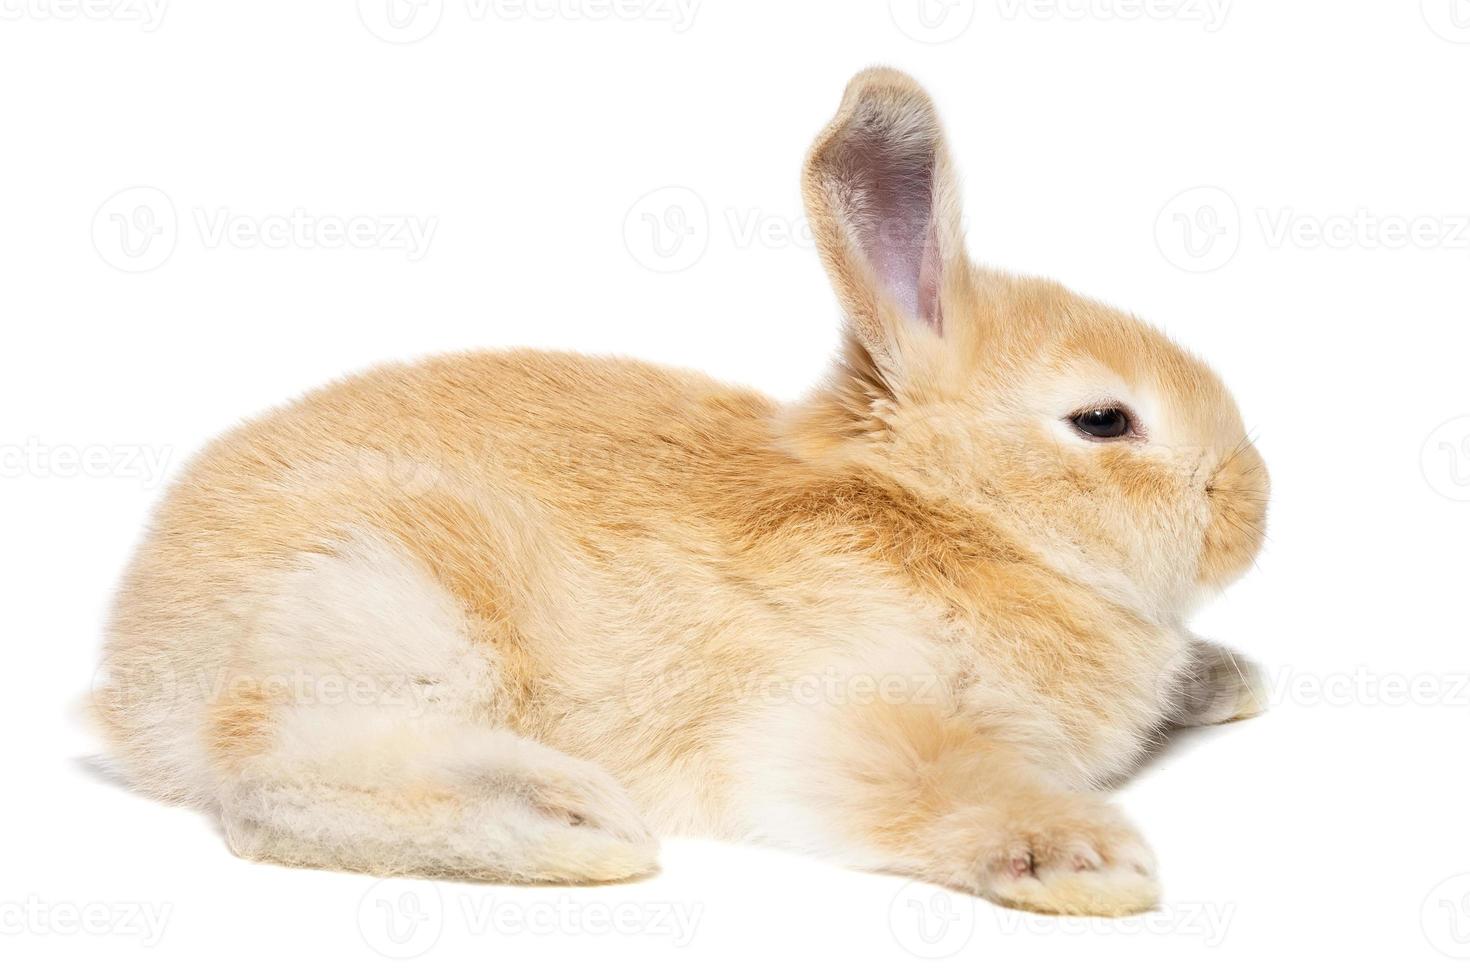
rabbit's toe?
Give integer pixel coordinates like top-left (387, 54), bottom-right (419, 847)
top-left (976, 801), bottom-right (1159, 917)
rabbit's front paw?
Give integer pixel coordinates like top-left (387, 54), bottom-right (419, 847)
top-left (971, 796), bottom-right (1159, 917)
top-left (1168, 639), bottom-right (1270, 727)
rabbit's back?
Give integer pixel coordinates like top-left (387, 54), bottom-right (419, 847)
top-left (93, 352), bottom-right (779, 802)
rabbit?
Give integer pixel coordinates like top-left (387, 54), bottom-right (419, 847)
top-left (90, 67), bottom-right (1268, 917)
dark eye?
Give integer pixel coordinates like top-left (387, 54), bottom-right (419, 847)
top-left (1070, 406), bottom-right (1134, 440)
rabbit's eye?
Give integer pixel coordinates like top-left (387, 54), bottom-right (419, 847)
top-left (1070, 406), bottom-right (1134, 440)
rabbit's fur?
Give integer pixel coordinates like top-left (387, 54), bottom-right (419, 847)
top-left (92, 68), bottom-right (1268, 916)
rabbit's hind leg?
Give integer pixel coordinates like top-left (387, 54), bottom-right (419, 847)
top-left (218, 719), bottom-right (657, 883)
top-left (207, 531), bottom-right (656, 883)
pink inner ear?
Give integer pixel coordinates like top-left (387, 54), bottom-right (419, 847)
top-left (915, 219), bottom-right (942, 331)
top-left (841, 131), bottom-right (942, 334)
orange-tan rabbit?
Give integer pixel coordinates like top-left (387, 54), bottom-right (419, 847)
top-left (92, 67), bottom-right (1268, 916)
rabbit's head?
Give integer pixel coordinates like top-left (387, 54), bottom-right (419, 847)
top-left (790, 68), bottom-right (1267, 618)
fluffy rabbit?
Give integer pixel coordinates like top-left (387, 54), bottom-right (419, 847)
top-left (92, 67), bottom-right (1268, 916)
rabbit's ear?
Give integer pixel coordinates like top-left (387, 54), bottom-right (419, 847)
top-left (803, 68), bottom-right (968, 390)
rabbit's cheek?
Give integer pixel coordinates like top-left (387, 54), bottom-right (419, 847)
top-left (1093, 451), bottom-right (1197, 533)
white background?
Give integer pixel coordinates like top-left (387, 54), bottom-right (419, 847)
top-left (3, 0), bottom-right (1469, 975)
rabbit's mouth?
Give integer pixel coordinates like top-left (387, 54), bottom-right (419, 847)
top-left (1197, 438), bottom-right (1270, 591)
